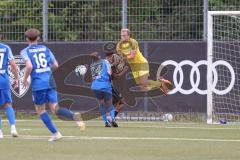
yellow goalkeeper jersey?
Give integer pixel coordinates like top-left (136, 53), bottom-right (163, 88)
top-left (117, 38), bottom-right (149, 81)
top-left (117, 38), bottom-right (147, 64)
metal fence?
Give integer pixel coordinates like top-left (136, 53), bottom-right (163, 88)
top-left (0, 0), bottom-right (240, 42)
top-left (0, 0), bottom-right (43, 41)
top-left (208, 0), bottom-right (240, 11)
top-left (47, 0), bottom-right (122, 41)
top-left (128, 0), bottom-right (204, 41)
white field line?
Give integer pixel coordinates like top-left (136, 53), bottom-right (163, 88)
top-left (11, 120), bottom-right (240, 126)
top-left (15, 125), bottom-right (240, 131)
top-left (3, 120), bottom-right (199, 125)
top-left (2, 135), bottom-right (240, 142)
top-left (122, 125), bottom-right (240, 130)
top-left (73, 124), bottom-right (240, 130)
top-left (19, 129), bottom-right (32, 131)
top-left (2, 120), bottom-right (240, 130)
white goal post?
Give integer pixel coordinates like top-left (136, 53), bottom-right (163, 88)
top-left (207, 11), bottom-right (240, 124)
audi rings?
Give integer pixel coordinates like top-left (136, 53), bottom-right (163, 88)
top-left (157, 60), bottom-right (235, 95)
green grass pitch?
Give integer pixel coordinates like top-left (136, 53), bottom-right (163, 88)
top-left (0, 120), bottom-right (240, 160)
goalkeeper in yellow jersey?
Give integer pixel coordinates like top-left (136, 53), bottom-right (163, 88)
top-left (116, 28), bottom-right (172, 95)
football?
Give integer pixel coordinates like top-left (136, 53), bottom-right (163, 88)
top-left (75, 65), bottom-right (87, 76)
top-left (164, 113), bottom-right (173, 121)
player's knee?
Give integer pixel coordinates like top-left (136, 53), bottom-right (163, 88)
top-left (49, 103), bottom-right (59, 115)
top-left (139, 75), bottom-right (148, 85)
top-left (3, 103), bottom-right (12, 108)
top-left (51, 107), bottom-right (57, 115)
top-left (139, 79), bottom-right (148, 86)
top-left (35, 106), bottom-right (46, 115)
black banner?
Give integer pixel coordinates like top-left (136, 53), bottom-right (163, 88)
top-left (8, 42), bottom-right (207, 113)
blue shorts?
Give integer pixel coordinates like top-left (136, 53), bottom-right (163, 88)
top-left (93, 90), bottom-right (112, 101)
top-left (32, 88), bottom-right (58, 106)
top-left (0, 89), bottom-right (12, 106)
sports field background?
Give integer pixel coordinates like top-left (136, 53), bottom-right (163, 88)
top-left (1, 1), bottom-right (240, 160)
top-left (0, 120), bottom-right (240, 160)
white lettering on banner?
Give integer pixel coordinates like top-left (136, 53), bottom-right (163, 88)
top-left (157, 60), bottom-right (235, 95)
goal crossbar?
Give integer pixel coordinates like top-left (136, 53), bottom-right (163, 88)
top-left (208, 11), bottom-right (240, 16)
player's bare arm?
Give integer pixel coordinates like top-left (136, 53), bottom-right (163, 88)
top-left (23, 60), bottom-right (32, 87)
top-left (9, 60), bottom-right (19, 88)
top-left (127, 38), bottom-right (139, 60)
top-left (127, 49), bottom-right (136, 59)
top-left (51, 60), bottom-right (59, 71)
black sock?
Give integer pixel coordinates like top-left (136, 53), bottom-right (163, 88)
top-left (114, 111), bottom-right (119, 117)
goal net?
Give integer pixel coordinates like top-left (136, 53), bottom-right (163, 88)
top-left (207, 11), bottom-right (240, 124)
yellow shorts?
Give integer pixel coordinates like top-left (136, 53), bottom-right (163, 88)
top-left (130, 62), bottom-right (149, 83)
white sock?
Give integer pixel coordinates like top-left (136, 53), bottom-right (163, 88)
top-left (11, 125), bottom-right (16, 131)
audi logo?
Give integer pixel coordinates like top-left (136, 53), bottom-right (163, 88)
top-left (157, 60), bottom-right (235, 95)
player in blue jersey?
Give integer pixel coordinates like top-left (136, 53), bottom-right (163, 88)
top-left (0, 42), bottom-right (19, 138)
top-left (90, 52), bottom-right (118, 127)
top-left (21, 28), bottom-right (85, 141)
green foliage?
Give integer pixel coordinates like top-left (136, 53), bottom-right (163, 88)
top-left (209, 0), bottom-right (240, 10)
top-left (0, 0), bottom-right (42, 41)
top-left (47, 0), bottom-right (121, 41)
top-left (0, 0), bottom-right (239, 41)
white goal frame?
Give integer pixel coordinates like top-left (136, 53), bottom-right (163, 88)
top-left (207, 11), bottom-right (240, 124)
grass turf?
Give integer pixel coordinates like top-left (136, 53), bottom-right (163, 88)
top-left (0, 120), bottom-right (240, 160)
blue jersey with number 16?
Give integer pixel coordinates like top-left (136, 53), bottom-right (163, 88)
top-left (20, 44), bottom-right (56, 91)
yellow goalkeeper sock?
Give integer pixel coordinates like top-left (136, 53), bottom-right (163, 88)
top-left (135, 80), bottom-right (162, 91)
top-left (147, 80), bottom-right (162, 88)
